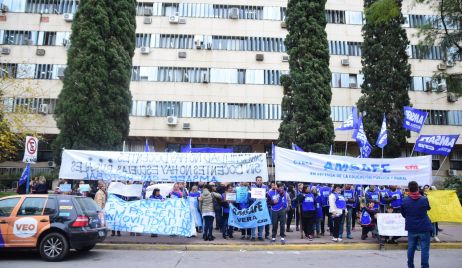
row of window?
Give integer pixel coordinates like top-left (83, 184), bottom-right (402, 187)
top-left (329, 41), bottom-right (362, 56)
top-left (331, 73), bottom-right (364, 88)
top-left (136, 33), bottom-right (286, 52)
top-left (0, 63), bottom-right (66, 79)
top-left (0, 30), bottom-right (70, 46)
top-left (331, 106), bottom-right (462, 126)
top-left (2, 97), bottom-right (57, 114)
top-left (3, 0), bottom-right (457, 29)
top-left (132, 66), bottom-right (287, 85)
top-left (131, 100), bottom-right (282, 120)
top-left (3, 96), bottom-right (462, 127)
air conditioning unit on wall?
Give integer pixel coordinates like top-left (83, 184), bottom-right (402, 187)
top-left (167, 116), bottom-right (178, 125)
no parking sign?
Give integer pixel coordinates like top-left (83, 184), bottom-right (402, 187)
top-left (23, 136), bottom-right (38, 163)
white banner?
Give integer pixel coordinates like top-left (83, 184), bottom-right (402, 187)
top-left (377, 213), bottom-right (408, 236)
top-left (59, 150), bottom-right (268, 182)
top-left (23, 136), bottom-right (38, 163)
top-left (250, 188), bottom-right (266, 199)
top-left (146, 183), bottom-right (174, 198)
top-left (275, 146), bottom-right (431, 186)
top-left (107, 182), bottom-right (143, 197)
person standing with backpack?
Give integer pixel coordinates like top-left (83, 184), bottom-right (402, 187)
top-left (401, 181), bottom-right (432, 268)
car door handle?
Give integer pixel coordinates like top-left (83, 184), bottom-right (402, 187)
top-left (40, 219), bottom-right (49, 223)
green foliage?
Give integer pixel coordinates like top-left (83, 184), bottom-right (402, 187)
top-left (358, 0), bottom-right (411, 158)
top-left (53, 0), bottom-right (136, 163)
top-left (277, 0), bottom-right (335, 154)
top-left (443, 176), bottom-right (462, 204)
top-left (365, 0), bottom-right (400, 25)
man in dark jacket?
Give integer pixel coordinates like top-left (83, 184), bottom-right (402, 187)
top-left (401, 181), bottom-right (432, 268)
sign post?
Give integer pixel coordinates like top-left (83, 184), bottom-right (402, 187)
top-left (23, 136), bottom-right (38, 194)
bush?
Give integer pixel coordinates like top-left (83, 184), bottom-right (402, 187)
top-left (443, 176), bottom-right (462, 204)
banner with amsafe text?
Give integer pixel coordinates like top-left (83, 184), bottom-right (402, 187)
top-left (274, 146), bottom-right (431, 186)
top-left (59, 150), bottom-right (268, 182)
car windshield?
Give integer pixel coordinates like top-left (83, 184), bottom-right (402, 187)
top-left (74, 197), bottom-right (101, 214)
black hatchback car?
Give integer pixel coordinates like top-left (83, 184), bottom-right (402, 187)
top-left (0, 194), bottom-right (107, 261)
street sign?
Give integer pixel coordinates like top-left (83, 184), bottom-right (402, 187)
top-left (23, 136), bottom-right (38, 163)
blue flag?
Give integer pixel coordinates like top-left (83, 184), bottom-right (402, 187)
top-left (376, 115), bottom-right (388, 148)
top-left (181, 139), bottom-right (192, 153)
top-left (336, 107), bottom-right (359, 130)
top-left (19, 163), bottom-right (31, 186)
top-left (360, 143), bottom-right (373, 158)
top-left (292, 143), bottom-right (304, 152)
top-left (352, 116), bottom-right (368, 147)
top-left (144, 139), bottom-right (150, 152)
top-left (414, 134), bottom-right (459, 156)
top-left (403, 106), bottom-right (428, 133)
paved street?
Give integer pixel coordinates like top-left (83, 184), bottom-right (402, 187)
top-left (1, 249), bottom-right (461, 267)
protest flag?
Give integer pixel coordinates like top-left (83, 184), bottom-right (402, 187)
top-left (414, 134), bottom-right (459, 156)
top-left (144, 139), bottom-right (150, 152)
top-left (336, 106), bottom-right (358, 131)
top-left (403, 106), bottom-right (428, 133)
top-left (427, 190), bottom-right (462, 223)
top-left (352, 116), bottom-right (372, 158)
top-left (181, 138), bottom-right (192, 153)
top-left (19, 163), bottom-right (31, 194)
top-left (292, 143), bottom-right (304, 152)
top-left (271, 142), bottom-right (275, 165)
top-left (376, 115), bottom-right (388, 149)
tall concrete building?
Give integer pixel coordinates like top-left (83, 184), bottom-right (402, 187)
top-left (0, 0), bottom-right (461, 178)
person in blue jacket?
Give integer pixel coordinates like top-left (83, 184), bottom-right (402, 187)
top-left (267, 182), bottom-right (290, 245)
top-left (221, 184), bottom-right (235, 239)
top-left (319, 184), bottom-right (333, 236)
top-left (149, 188), bottom-right (164, 200)
top-left (365, 185), bottom-right (380, 210)
top-left (238, 182), bottom-right (252, 240)
top-left (379, 186), bottom-right (390, 213)
top-left (297, 185), bottom-right (317, 240)
top-left (313, 186), bottom-right (323, 238)
top-left (388, 185), bottom-right (403, 213)
top-left (353, 185), bottom-right (364, 231)
top-left (251, 176), bottom-right (269, 240)
top-left (401, 181), bottom-right (432, 268)
top-left (340, 184), bottom-right (355, 239)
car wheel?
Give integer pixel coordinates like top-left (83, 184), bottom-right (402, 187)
top-left (75, 244), bottom-right (95, 252)
top-left (39, 232), bottom-right (69, 262)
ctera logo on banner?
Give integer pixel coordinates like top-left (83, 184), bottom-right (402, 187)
top-left (414, 135), bottom-right (459, 156)
top-left (336, 106), bottom-right (359, 131)
top-left (403, 106), bottom-right (428, 133)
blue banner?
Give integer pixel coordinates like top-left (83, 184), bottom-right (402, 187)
top-left (403, 106), bottom-right (428, 133)
top-left (336, 106), bottom-right (358, 130)
top-left (228, 200), bottom-right (271, 229)
top-left (414, 135), bottom-right (460, 156)
top-left (19, 163), bottom-right (30, 186)
top-left (376, 115), bottom-right (388, 148)
top-left (105, 194), bottom-right (195, 237)
top-left (236, 186), bottom-right (249, 203)
top-left (189, 197), bottom-right (202, 227)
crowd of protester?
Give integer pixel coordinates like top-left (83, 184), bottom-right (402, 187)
top-left (46, 176), bottom-right (440, 248)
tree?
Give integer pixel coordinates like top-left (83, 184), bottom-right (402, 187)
top-left (53, 0), bottom-right (135, 163)
top-left (358, 0), bottom-right (411, 158)
top-left (415, 0), bottom-right (462, 96)
top-left (277, 0), bottom-right (335, 154)
top-left (0, 75), bottom-right (46, 162)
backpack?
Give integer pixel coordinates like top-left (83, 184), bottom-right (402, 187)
top-left (361, 209), bottom-right (372, 226)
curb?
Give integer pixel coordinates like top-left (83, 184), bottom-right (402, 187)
top-left (95, 242), bottom-right (462, 251)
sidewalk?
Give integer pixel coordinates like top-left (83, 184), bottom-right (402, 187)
top-left (98, 223), bottom-right (462, 250)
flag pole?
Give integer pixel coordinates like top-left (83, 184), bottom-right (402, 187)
top-left (381, 148), bottom-right (384, 159)
top-left (434, 155), bottom-right (448, 177)
top-left (345, 140), bottom-right (348, 156)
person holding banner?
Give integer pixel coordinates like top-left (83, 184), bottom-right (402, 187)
top-left (365, 185), bottom-right (381, 211)
top-left (340, 184), bottom-right (355, 239)
top-left (388, 186), bottom-right (403, 213)
top-left (298, 185), bottom-right (317, 241)
top-left (94, 181), bottom-right (107, 209)
top-left (221, 184), bottom-right (235, 239)
top-left (361, 201), bottom-right (378, 240)
top-left (329, 185), bottom-right (347, 242)
top-left (199, 184), bottom-right (223, 241)
top-left (149, 188), bottom-right (164, 200)
top-left (401, 181), bottom-right (432, 268)
top-left (251, 176), bottom-right (270, 240)
top-left (268, 182), bottom-right (290, 245)
top-left (168, 183), bottom-right (184, 199)
top-left (237, 183), bottom-right (252, 240)
top-left (319, 184), bottom-right (333, 236)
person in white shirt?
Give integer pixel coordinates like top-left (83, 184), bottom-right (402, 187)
top-left (329, 185), bottom-right (347, 242)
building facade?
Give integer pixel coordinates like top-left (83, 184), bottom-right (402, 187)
top-left (0, 0), bottom-right (461, 178)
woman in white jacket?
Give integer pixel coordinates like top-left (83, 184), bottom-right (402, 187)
top-left (329, 185), bottom-right (347, 242)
